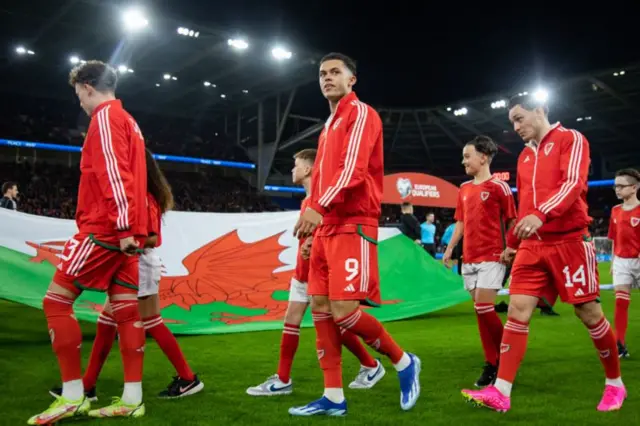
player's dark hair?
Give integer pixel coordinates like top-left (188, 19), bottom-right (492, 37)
top-left (293, 148), bottom-right (317, 164)
top-left (68, 60), bottom-right (118, 93)
top-left (466, 135), bottom-right (499, 160)
top-left (2, 181), bottom-right (16, 195)
top-left (508, 93), bottom-right (549, 116)
top-left (615, 168), bottom-right (640, 184)
top-left (320, 52), bottom-right (357, 75)
top-left (145, 149), bottom-right (174, 214)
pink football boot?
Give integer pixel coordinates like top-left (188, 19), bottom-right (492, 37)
top-left (597, 385), bottom-right (627, 412)
top-left (461, 385), bottom-right (510, 413)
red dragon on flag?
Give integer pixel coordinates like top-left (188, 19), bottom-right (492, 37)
top-left (26, 230), bottom-right (397, 325)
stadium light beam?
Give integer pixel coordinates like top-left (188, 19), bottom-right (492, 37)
top-left (228, 38), bottom-right (249, 50)
top-left (272, 46), bottom-right (292, 60)
top-left (532, 88), bottom-right (549, 103)
top-left (122, 8), bottom-right (149, 32)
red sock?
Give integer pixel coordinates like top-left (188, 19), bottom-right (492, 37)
top-left (474, 303), bottom-right (503, 366)
top-left (615, 292), bottom-right (631, 345)
top-left (144, 315), bottom-right (194, 381)
top-left (340, 328), bottom-right (377, 368)
top-left (277, 323), bottom-right (300, 383)
top-left (111, 301), bottom-right (145, 382)
top-left (496, 317), bottom-right (529, 384)
top-left (588, 316), bottom-right (621, 379)
top-left (83, 311), bottom-right (117, 389)
top-left (312, 311), bottom-right (342, 388)
top-left (43, 291), bottom-right (82, 382)
top-left (335, 309), bottom-right (404, 364)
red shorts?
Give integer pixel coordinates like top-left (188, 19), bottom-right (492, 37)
top-left (510, 237), bottom-right (599, 305)
top-left (308, 224), bottom-right (381, 306)
top-left (53, 233), bottom-right (139, 296)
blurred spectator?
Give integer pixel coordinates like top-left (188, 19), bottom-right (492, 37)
top-left (0, 181), bottom-right (18, 210)
top-left (398, 202), bottom-right (421, 243)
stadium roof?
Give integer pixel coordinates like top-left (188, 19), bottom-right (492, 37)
top-left (268, 62), bottom-right (640, 184)
top-left (0, 1), bottom-right (319, 117)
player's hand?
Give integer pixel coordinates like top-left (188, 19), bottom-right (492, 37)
top-left (301, 237), bottom-right (313, 260)
top-left (120, 236), bottom-right (139, 256)
top-left (414, 239), bottom-right (421, 245)
top-left (500, 248), bottom-right (517, 265)
top-left (442, 248), bottom-right (453, 266)
top-left (293, 208), bottom-right (322, 239)
top-left (513, 214), bottom-right (543, 240)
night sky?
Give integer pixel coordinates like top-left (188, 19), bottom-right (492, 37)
top-left (167, 1), bottom-right (639, 108)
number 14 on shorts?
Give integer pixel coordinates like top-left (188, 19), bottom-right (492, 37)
top-left (562, 265), bottom-right (586, 288)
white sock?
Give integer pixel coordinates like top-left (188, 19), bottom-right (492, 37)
top-left (494, 379), bottom-right (512, 397)
top-left (62, 379), bottom-right (83, 401)
top-left (606, 377), bottom-right (624, 388)
top-left (393, 352), bottom-right (411, 372)
top-left (121, 382), bottom-right (143, 405)
top-left (323, 388), bottom-right (345, 403)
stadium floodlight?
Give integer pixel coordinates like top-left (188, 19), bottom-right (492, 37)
top-left (453, 107), bottom-right (468, 116)
top-left (446, 107), bottom-right (452, 111)
top-left (16, 46), bottom-right (35, 55)
top-left (122, 8), bottom-right (149, 32)
top-left (203, 81), bottom-right (211, 87)
top-left (163, 74), bottom-right (171, 80)
top-left (69, 55), bottom-right (80, 64)
top-left (228, 38), bottom-right (249, 50)
top-left (613, 70), bottom-right (625, 77)
top-left (242, 89), bottom-right (249, 94)
top-left (178, 27), bottom-right (199, 38)
top-left (171, 76), bottom-right (177, 81)
top-left (220, 94), bottom-right (226, 99)
top-left (491, 100), bottom-right (507, 109)
top-left (532, 88), bottom-right (549, 103)
top-left (118, 65), bottom-right (128, 73)
top-left (272, 46), bottom-right (292, 60)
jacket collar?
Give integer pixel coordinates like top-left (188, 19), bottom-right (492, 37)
top-left (92, 99), bottom-right (122, 118)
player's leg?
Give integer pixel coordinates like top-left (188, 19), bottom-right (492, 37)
top-left (470, 262), bottom-right (505, 387)
top-left (289, 236), bottom-right (347, 416)
top-left (140, 294), bottom-right (203, 398)
top-left (135, 250), bottom-right (202, 398)
top-left (80, 299), bottom-right (116, 399)
top-left (535, 238), bottom-right (626, 411)
top-left (247, 280), bottom-right (308, 396)
top-left (30, 234), bottom-right (103, 424)
top-left (462, 244), bottom-right (545, 412)
top-left (557, 240), bottom-right (625, 411)
top-left (89, 255), bottom-right (146, 419)
top-left (614, 283), bottom-right (631, 357)
top-left (613, 257), bottom-right (634, 357)
top-left (330, 226), bottom-right (420, 411)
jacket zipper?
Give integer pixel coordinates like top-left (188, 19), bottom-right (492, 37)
top-left (532, 146), bottom-right (539, 208)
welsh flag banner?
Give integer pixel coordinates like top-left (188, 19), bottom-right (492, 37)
top-left (0, 209), bottom-right (469, 334)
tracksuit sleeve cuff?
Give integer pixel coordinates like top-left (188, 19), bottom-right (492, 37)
top-left (533, 210), bottom-right (547, 224)
top-left (310, 202), bottom-right (327, 216)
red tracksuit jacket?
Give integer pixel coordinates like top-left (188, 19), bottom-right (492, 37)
top-left (507, 123), bottom-right (592, 249)
top-left (309, 91), bottom-right (383, 227)
top-left (76, 100), bottom-right (148, 239)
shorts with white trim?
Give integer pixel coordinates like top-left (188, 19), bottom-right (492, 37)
top-left (138, 248), bottom-right (163, 298)
top-left (613, 257), bottom-right (640, 288)
top-left (308, 224), bottom-right (381, 306)
top-left (53, 233), bottom-right (139, 296)
top-left (288, 277), bottom-right (310, 303)
top-left (462, 261), bottom-right (505, 292)
top-left (509, 238), bottom-right (599, 305)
